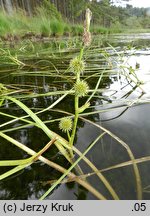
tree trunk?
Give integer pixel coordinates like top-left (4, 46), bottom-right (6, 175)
top-left (0, 0), bottom-right (5, 12)
top-left (5, 0), bottom-right (13, 15)
top-left (26, 0), bottom-right (32, 16)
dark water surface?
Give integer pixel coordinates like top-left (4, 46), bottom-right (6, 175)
top-left (0, 34), bottom-right (150, 200)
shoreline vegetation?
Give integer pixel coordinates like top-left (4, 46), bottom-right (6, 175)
top-left (0, 0), bottom-right (150, 42)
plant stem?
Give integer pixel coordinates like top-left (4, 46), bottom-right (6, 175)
top-left (40, 133), bottom-right (107, 200)
top-left (70, 48), bottom-right (84, 149)
top-left (0, 131), bottom-right (106, 200)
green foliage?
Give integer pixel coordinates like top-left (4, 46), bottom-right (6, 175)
top-left (125, 16), bottom-right (142, 29)
top-left (0, 83), bottom-right (8, 94)
top-left (8, 10), bottom-right (30, 35)
top-left (140, 16), bottom-right (150, 28)
top-left (64, 23), bottom-right (71, 35)
top-left (50, 19), bottom-right (64, 36)
top-left (0, 10), bottom-right (30, 36)
top-left (40, 19), bottom-right (51, 36)
top-left (0, 0), bottom-right (150, 39)
top-left (68, 0), bottom-right (87, 22)
top-left (36, 0), bottom-right (62, 21)
top-left (110, 21), bottom-right (123, 33)
top-left (0, 12), bottom-right (11, 36)
top-left (91, 26), bottom-right (109, 34)
top-left (71, 25), bottom-right (83, 36)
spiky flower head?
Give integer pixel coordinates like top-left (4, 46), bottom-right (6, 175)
top-left (59, 117), bottom-right (73, 133)
top-left (69, 57), bottom-right (85, 74)
top-left (83, 8), bottom-right (92, 47)
top-left (83, 31), bottom-right (91, 47)
top-left (74, 80), bottom-right (89, 97)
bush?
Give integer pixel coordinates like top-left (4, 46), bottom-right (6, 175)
top-left (50, 19), bottom-right (64, 36)
top-left (40, 18), bottom-right (51, 36)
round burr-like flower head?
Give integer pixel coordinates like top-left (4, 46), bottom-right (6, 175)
top-left (74, 80), bottom-right (89, 97)
top-left (59, 117), bottom-right (73, 133)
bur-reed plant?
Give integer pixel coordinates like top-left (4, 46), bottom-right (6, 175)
top-left (0, 8), bottom-right (145, 201)
top-left (0, 90), bottom-right (119, 200)
top-left (0, 8), bottom-right (120, 200)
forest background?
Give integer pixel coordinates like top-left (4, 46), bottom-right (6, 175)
top-left (0, 0), bottom-right (150, 39)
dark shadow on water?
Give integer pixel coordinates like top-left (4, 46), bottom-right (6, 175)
top-left (0, 35), bottom-right (150, 199)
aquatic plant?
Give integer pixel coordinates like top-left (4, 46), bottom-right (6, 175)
top-left (0, 8), bottom-right (147, 201)
top-left (0, 83), bottom-right (7, 94)
top-left (69, 57), bottom-right (85, 74)
top-left (50, 19), bottom-right (64, 36)
top-left (59, 117), bottom-right (73, 133)
top-left (39, 18), bottom-right (51, 37)
top-left (83, 8), bottom-right (92, 46)
top-left (74, 80), bottom-right (89, 97)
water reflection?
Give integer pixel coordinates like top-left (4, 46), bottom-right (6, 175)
top-left (0, 34), bottom-right (150, 199)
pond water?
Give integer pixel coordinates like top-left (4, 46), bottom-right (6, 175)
top-left (0, 33), bottom-right (150, 200)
